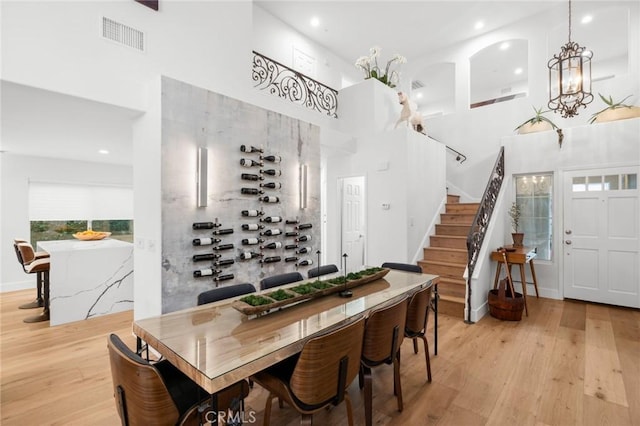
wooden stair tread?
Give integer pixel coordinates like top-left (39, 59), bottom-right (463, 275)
top-left (438, 294), bottom-right (465, 304)
top-left (424, 247), bottom-right (466, 253)
top-left (438, 277), bottom-right (466, 285)
top-left (419, 259), bottom-right (467, 268)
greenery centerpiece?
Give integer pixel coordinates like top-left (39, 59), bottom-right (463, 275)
top-left (514, 106), bottom-right (559, 134)
top-left (355, 46), bottom-right (406, 88)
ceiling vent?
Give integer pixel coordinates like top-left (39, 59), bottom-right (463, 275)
top-left (411, 80), bottom-right (425, 90)
top-left (102, 17), bottom-right (145, 52)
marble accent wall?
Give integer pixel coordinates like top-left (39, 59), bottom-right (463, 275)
top-left (161, 77), bottom-right (320, 313)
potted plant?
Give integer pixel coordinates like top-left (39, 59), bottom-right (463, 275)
top-left (589, 93), bottom-right (640, 124)
top-left (508, 202), bottom-right (524, 247)
top-left (514, 106), bottom-right (559, 134)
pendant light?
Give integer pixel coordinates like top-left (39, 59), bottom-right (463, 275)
top-left (547, 0), bottom-right (593, 118)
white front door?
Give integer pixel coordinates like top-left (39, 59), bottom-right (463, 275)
top-left (340, 176), bottom-right (366, 272)
top-left (563, 167), bottom-right (639, 308)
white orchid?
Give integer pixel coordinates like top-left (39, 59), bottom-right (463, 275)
top-left (355, 47), bottom-right (406, 88)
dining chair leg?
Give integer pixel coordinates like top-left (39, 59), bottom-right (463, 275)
top-left (358, 365), bottom-right (364, 389)
top-left (345, 394), bottom-right (354, 426)
top-left (263, 393), bottom-right (275, 426)
top-left (393, 352), bottom-right (403, 412)
top-left (412, 337), bottom-right (418, 354)
top-left (363, 365), bottom-right (373, 426)
top-left (422, 335), bottom-right (432, 382)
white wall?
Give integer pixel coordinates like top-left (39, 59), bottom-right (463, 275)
top-left (0, 153), bottom-right (133, 291)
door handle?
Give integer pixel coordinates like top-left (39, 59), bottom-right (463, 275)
top-left (565, 230), bottom-right (572, 235)
top-left (565, 240), bottom-right (572, 245)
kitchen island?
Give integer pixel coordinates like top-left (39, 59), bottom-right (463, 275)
top-left (37, 239), bottom-right (133, 326)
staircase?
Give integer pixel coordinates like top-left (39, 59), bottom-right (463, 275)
top-left (418, 194), bottom-right (479, 318)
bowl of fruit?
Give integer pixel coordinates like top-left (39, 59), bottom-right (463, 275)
top-left (72, 230), bottom-right (111, 241)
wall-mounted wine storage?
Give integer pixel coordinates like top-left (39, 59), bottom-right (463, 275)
top-left (161, 77), bottom-right (319, 313)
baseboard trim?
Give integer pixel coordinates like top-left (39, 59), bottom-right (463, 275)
top-left (1, 280), bottom-right (34, 293)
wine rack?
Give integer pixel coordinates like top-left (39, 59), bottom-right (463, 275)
top-left (285, 219), bottom-right (314, 269)
top-left (192, 218), bottom-right (235, 285)
top-left (239, 144), bottom-right (285, 267)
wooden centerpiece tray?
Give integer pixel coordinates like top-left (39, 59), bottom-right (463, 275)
top-left (231, 267), bottom-right (390, 317)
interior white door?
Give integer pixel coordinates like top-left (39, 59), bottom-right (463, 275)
top-left (563, 167), bottom-right (639, 308)
top-left (340, 176), bottom-right (366, 272)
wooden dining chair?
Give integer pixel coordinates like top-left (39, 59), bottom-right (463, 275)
top-left (360, 296), bottom-right (408, 426)
top-left (197, 283), bottom-right (256, 305)
top-left (260, 271), bottom-right (303, 290)
top-left (107, 333), bottom-right (249, 426)
top-left (307, 264), bottom-right (338, 279)
top-left (404, 284), bottom-right (433, 382)
top-left (251, 316), bottom-right (366, 426)
top-left (382, 261), bottom-right (439, 355)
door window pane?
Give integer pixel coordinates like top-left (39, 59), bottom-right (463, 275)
top-left (572, 176), bottom-right (586, 192)
top-left (621, 174), bottom-right (637, 190)
top-left (587, 175), bottom-right (602, 191)
top-left (603, 175), bottom-right (619, 190)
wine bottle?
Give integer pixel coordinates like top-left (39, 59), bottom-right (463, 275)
top-left (241, 223), bottom-right (264, 231)
top-left (240, 158), bottom-right (263, 168)
top-left (285, 244), bottom-right (298, 250)
top-left (241, 237), bottom-right (264, 245)
top-left (214, 259), bottom-right (235, 267)
top-left (260, 154), bottom-right (281, 163)
top-left (285, 256), bottom-right (299, 263)
top-left (259, 182), bottom-right (282, 189)
top-left (192, 253), bottom-right (221, 262)
top-left (260, 169), bottom-right (281, 176)
top-left (296, 259), bottom-right (314, 267)
top-left (260, 216), bottom-right (282, 223)
top-left (241, 173), bottom-right (264, 181)
top-left (212, 228), bottom-right (234, 235)
top-left (297, 247), bottom-right (309, 254)
top-left (259, 196), bottom-right (279, 203)
top-left (192, 237), bottom-right (221, 246)
top-left (213, 244), bottom-right (234, 251)
top-left (285, 231), bottom-right (299, 237)
top-left (192, 222), bottom-right (221, 230)
top-left (260, 229), bottom-right (281, 236)
top-left (240, 145), bottom-right (263, 153)
top-left (295, 235), bottom-right (312, 242)
top-left (285, 219), bottom-right (299, 224)
top-left (241, 209), bottom-right (264, 217)
top-left (213, 273), bottom-right (234, 282)
top-left (297, 223), bottom-right (313, 230)
top-left (241, 187), bottom-right (264, 195)
top-left (260, 242), bottom-right (282, 250)
top-left (193, 268), bottom-right (221, 278)
top-left (260, 256), bottom-right (281, 264)
top-left (239, 251), bottom-right (262, 260)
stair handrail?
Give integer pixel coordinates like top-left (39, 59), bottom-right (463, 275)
top-left (427, 136), bottom-right (467, 163)
top-left (465, 147), bottom-right (504, 324)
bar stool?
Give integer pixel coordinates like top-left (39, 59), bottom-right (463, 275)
top-left (17, 243), bottom-right (51, 323)
top-left (13, 239), bottom-right (49, 309)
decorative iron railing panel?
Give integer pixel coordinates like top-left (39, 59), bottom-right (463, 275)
top-left (465, 147), bottom-right (504, 323)
top-left (252, 51), bottom-right (338, 118)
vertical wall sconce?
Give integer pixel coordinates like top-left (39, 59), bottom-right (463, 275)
top-left (299, 164), bottom-right (308, 209)
top-left (197, 147), bottom-right (208, 207)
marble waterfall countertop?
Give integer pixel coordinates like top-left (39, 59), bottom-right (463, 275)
top-left (38, 239), bottom-right (133, 326)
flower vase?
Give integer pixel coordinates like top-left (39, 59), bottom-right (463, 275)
top-left (512, 233), bottom-right (524, 247)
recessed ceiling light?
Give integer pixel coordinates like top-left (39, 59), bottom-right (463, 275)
top-left (514, 68), bottom-right (523, 75)
top-left (310, 16), bottom-right (320, 27)
top-left (474, 21), bottom-right (485, 30)
top-left (416, 93), bottom-right (423, 99)
top-left (500, 42), bottom-right (510, 50)
top-left (581, 15), bottom-right (593, 24)
top-left (98, 149), bottom-right (109, 155)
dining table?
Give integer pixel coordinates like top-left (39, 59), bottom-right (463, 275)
top-left (132, 269), bottom-right (438, 395)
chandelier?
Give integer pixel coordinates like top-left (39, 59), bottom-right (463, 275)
top-left (547, 0), bottom-right (593, 118)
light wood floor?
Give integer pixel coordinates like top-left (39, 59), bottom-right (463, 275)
top-left (1, 289), bottom-right (638, 425)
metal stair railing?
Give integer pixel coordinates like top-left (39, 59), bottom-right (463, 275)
top-left (465, 147), bottom-right (504, 324)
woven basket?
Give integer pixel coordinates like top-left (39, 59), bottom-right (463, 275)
top-left (488, 278), bottom-right (524, 321)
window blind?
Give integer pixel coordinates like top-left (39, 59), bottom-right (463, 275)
top-left (28, 182), bottom-right (133, 221)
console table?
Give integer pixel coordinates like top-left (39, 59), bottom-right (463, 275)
top-left (490, 246), bottom-right (539, 316)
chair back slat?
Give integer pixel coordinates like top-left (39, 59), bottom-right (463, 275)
top-left (197, 283), bottom-right (256, 305)
top-left (260, 272), bottom-right (303, 290)
top-left (381, 262), bottom-right (422, 273)
top-left (406, 285), bottom-right (432, 335)
top-left (17, 243), bottom-right (36, 264)
top-left (362, 297), bottom-right (408, 365)
top-left (289, 317), bottom-right (365, 406)
top-left (308, 264), bottom-right (339, 279)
